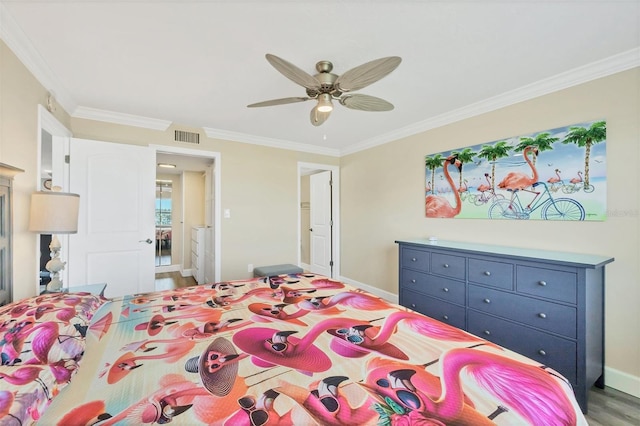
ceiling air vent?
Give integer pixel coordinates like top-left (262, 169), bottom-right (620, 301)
top-left (175, 130), bottom-right (200, 144)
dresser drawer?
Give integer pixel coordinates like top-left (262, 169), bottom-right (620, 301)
top-left (469, 286), bottom-right (576, 338)
top-left (516, 266), bottom-right (577, 304)
top-left (191, 240), bottom-right (198, 254)
top-left (468, 310), bottom-right (577, 384)
top-left (401, 270), bottom-right (465, 305)
top-left (402, 289), bottom-right (466, 329)
top-left (468, 258), bottom-right (514, 289)
top-left (431, 252), bottom-right (465, 280)
top-left (401, 248), bottom-right (429, 272)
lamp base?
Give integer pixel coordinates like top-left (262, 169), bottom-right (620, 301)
top-left (44, 235), bottom-right (66, 293)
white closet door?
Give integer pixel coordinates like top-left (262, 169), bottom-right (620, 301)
top-left (310, 170), bottom-right (332, 277)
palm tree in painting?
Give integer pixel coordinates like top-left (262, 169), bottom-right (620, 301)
top-left (516, 132), bottom-right (558, 165)
top-left (425, 154), bottom-right (445, 194)
top-left (451, 148), bottom-right (476, 192)
top-left (476, 141), bottom-right (512, 190)
top-left (562, 121), bottom-right (606, 188)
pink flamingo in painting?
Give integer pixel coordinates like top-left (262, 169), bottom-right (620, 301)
top-left (547, 168), bottom-right (562, 184)
top-left (457, 179), bottom-right (468, 195)
top-left (362, 347), bottom-right (578, 425)
top-left (497, 146), bottom-right (540, 208)
top-left (570, 170), bottom-right (583, 184)
top-left (276, 376), bottom-right (378, 426)
top-left (476, 173), bottom-right (491, 193)
top-left (425, 155), bottom-right (462, 218)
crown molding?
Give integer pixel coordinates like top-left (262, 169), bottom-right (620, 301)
top-left (341, 47), bottom-right (640, 156)
top-left (0, 3), bottom-right (77, 114)
top-left (72, 106), bottom-right (172, 131)
top-left (203, 127), bottom-right (341, 157)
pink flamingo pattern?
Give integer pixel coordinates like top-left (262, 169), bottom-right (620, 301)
top-left (426, 155), bottom-right (463, 218)
top-left (497, 145), bottom-right (541, 208)
top-left (2, 274), bottom-right (586, 425)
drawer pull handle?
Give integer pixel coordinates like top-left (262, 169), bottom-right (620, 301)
top-left (538, 349), bottom-right (547, 356)
top-left (443, 315), bottom-right (449, 320)
top-left (538, 281), bottom-right (547, 286)
top-left (411, 257), bottom-right (417, 262)
top-left (443, 287), bottom-right (449, 292)
top-left (411, 303), bottom-right (416, 308)
top-left (411, 279), bottom-right (416, 283)
top-left (538, 313), bottom-right (547, 319)
top-left (483, 298), bottom-right (491, 304)
top-left (484, 330), bottom-right (491, 335)
top-left (484, 271), bottom-right (491, 276)
top-left (443, 263), bottom-right (449, 268)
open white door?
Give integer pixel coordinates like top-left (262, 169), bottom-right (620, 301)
top-left (68, 138), bottom-right (155, 298)
top-left (310, 170), bottom-right (333, 276)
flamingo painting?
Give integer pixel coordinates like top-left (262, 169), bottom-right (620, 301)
top-left (497, 145), bottom-right (540, 208)
top-left (425, 155), bottom-right (462, 218)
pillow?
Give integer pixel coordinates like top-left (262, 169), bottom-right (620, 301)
top-left (0, 292), bottom-right (105, 366)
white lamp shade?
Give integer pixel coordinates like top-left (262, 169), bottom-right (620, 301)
top-left (29, 191), bottom-right (80, 234)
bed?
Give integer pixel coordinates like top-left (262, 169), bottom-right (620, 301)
top-left (1, 274), bottom-right (587, 425)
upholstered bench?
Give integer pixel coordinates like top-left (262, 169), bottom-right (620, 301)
top-left (253, 264), bottom-right (303, 277)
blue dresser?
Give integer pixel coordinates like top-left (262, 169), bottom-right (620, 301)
top-left (396, 239), bottom-right (614, 413)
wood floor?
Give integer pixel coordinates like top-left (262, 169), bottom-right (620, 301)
top-left (153, 271), bottom-right (640, 424)
top-left (154, 271), bottom-right (197, 291)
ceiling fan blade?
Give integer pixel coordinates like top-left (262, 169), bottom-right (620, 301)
top-left (247, 97), bottom-right (312, 108)
top-left (339, 94), bottom-right (394, 111)
top-left (266, 54), bottom-right (322, 91)
top-left (310, 105), bottom-right (331, 126)
top-left (334, 56), bottom-right (402, 92)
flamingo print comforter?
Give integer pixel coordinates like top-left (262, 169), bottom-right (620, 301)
top-left (36, 274), bottom-right (587, 425)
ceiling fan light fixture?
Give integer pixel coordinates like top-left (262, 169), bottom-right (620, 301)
top-left (316, 93), bottom-right (333, 112)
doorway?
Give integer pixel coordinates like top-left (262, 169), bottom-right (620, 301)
top-left (152, 145), bottom-right (221, 285)
top-left (298, 162), bottom-right (340, 278)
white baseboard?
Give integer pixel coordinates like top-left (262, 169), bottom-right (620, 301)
top-left (300, 262), bottom-right (311, 272)
top-left (155, 264), bottom-right (181, 274)
top-left (338, 275), bottom-right (399, 305)
top-left (181, 268), bottom-right (193, 278)
top-left (605, 366), bottom-right (640, 398)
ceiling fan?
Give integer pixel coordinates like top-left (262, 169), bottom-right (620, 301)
top-left (247, 54), bottom-right (402, 126)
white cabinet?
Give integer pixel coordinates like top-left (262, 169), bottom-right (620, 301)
top-left (191, 226), bottom-right (205, 284)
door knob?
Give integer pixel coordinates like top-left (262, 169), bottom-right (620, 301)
top-left (139, 238), bottom-right (153, 244)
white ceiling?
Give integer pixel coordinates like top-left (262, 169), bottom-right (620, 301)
top-left (2, 1), bottom-right (639, 156)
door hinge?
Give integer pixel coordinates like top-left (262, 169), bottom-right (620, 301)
top-left (330, 260), bottom-right (334, 267)
top-left (330, 219), bottom-right (333, 227)
top-left (65, 155), bottom-right (70, 164)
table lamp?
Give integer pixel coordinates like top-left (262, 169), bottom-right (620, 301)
top-left (29, 190), bottom-right (80, 292)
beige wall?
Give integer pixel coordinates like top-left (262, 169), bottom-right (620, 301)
top-left (0, 41), bottom-right (71, 302)
top-left (341, 68), bottom-right (640, 391)
top-left (70, 121), bottom-right (339, 280)
top-left (182, 170), bottom-right (204, 270)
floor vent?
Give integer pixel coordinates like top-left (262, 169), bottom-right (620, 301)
top-left (175, 130), bottom-right (200, 144)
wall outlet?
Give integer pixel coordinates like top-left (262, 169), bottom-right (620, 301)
top-left (247, 263), bottom-right (253, 272)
